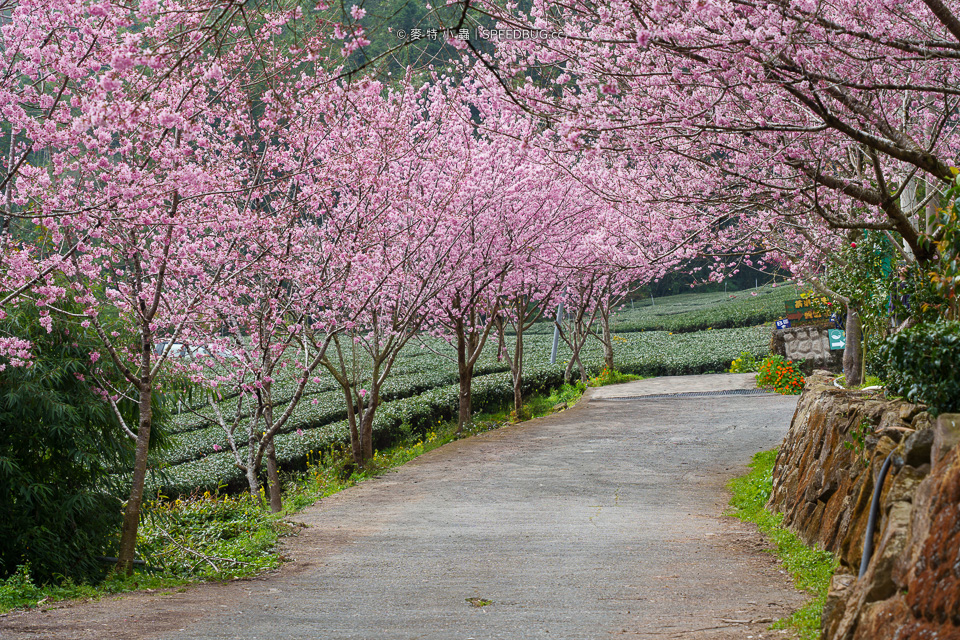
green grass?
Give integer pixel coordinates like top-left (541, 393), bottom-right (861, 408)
top-left (587, 367), bottom-right (643, 387)
top-left (728, 450), bottom-right (838, 640)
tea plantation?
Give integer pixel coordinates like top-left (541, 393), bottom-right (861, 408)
top-left (149, 284), bottom-right (794, 496)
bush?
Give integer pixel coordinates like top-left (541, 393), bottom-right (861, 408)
top-left (728, 351), bottom-right (759, 373)
top-left (880, 321), bottom-right (960, 416)
top-left (0, 304), bottom-right (129, 584)
top-left (587, 366), bottom-right (641, 387)
top-left (756, 355), bottom-right (805, 395)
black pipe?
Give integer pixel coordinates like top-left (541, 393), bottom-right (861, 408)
top-left (859, 451), bottom-right (895, 579)
top-left (96, 556), bottom-right (146, 566)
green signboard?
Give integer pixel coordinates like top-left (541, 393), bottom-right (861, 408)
top-left (828, 329), bottom-right (846, 350)
top-left (785, 297), bottom-right (828, 324)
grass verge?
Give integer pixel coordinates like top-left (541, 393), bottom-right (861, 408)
top-left (727, 450), bottom-right (838, 640)
top-left (1, 378), bottom-right (594, 614)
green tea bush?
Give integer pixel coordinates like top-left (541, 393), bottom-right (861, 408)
top-left (610, 284), bottom-right (797, 333)
top-left (880, 321), bottom-right (960, 416)
top-left (149, 324), bottom-right (770, 496)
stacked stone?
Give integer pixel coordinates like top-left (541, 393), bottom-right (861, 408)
top-left (769, 373), bottom-right (959, 639)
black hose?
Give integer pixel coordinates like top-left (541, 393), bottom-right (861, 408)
top-left (859, 451), bottom-right (895, 579)
top-left (96, 556), bottom-right (146, 566)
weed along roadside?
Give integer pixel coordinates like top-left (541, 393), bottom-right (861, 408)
top-left (729, 451), bottom-right (838, 640)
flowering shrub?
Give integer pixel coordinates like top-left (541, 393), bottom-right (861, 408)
top-left (728, 351), bottom-right (759, 373)
top-left (587, 366), bottom-right (641, 387)
top-left (756, 355), bottom-right (805, 395)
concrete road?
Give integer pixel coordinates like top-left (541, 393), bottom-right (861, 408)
top-left (0, 374), bottom-right (805, 640)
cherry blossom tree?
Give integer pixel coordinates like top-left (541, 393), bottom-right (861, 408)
top-left (1, 0), bottom-right (334, 573)
top-left (455, 0), bottom-right (960, 384)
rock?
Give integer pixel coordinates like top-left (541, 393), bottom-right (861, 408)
top-left (822, 573), bottom-right (856, 639)
top-left (883, 465), bottom-right (928, 506)
top-left (903, 447), bottom-right (960, 628)
top-left (851, 597), bottom-right (910, 640)
top-left (861, 501), bottom-right (912, 602)
top-left (911, 411), bottom-right (933, 432)
top-left (771, 385), bottom-right (960, 640)
top-left (932, 413), bottom-right (960, 469)
top-left (899, 403), bottom-right (924, 422)
top-left (901, 427), bottom-right (935, 468)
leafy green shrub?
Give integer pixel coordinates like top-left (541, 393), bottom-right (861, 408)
top-left (728, 351), bottom-right (759, 373)
top-left (756, 355), bottom-right (805, 395)
top-left (0, 304), bottom-right (130, 584)
top-left (880, 321), bottom-right (960, 416)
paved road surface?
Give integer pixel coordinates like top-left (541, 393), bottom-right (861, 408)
top-left (1, 373), bottom-right (806, 640)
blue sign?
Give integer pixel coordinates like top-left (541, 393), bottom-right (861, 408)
top-left (775, 318), bottom-right (792, 330)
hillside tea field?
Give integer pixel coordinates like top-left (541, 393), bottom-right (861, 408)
top-left (611, 283), bottom-right (797, 333)
top-left (147, 287), bottom-right (791, 496)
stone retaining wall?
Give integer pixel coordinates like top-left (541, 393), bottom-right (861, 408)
top-left (769, 326), bottom-right (842, 372)
top-left (769, 373), bottom-right (960, 639)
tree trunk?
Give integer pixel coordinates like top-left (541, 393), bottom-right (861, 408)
top-left (600, 304), bottom-right (614, 371)
top-left (843, 305), bottom-right (864, 387)
top-left (574, 349), bottom-right (589, 384)
top-left (246, 419), bottom-right (261, 504)
top-left (360, 409), bottom-right (375, 465)
top-left (456, 326), bottom-right (473, 433)
top-left (457, 373), bottom-right (472, 435)
top-left (116, 380), bottom-right (152, 575)
top-left (512, 328), bottom-right (524, 415)
top-left (563, 354), bottom-right (574, 384)
top-left (265, 439), bottom-right (282, 513)
top-left (245, 452), bottom-right (260, 504)
top-left (343, 386), bottom-right (362, 467)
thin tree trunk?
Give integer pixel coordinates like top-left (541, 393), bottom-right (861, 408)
top-left (360, 409), bottom-right (375, 464)
top-left (116, 380), bottom-right (152, 575)
top-left (265, 439), bottom-right (282, 513)
top-left (843, 305), bottom-right (864, 386)
top-left (457, 371), bottom-right (472, 435)
top-left (262, 398), bottom-right (282, 512)
top-left (456, 321), bottom-right (473, 433)
top-left (247, 414), bottom-right (262, 504)
top-left (245, 449), bottom-right (261, 503)
top-left (600, 303), bottom-right (614, 371)
top-left (512, 329), bottom-right (524, 415)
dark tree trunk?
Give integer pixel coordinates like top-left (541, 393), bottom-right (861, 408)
top-left (456, 323), bottom-right (474, 433)
top-left (512, 329), bottom-right (524, 415)
top-left (458, 372), bottom-right (472, 435)
top-left (116, 379), bottom-right (153, 575)
top-left (360, 409), bottom-right (375, 464)
top-left (265, 438), bottom-right (282, 513)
